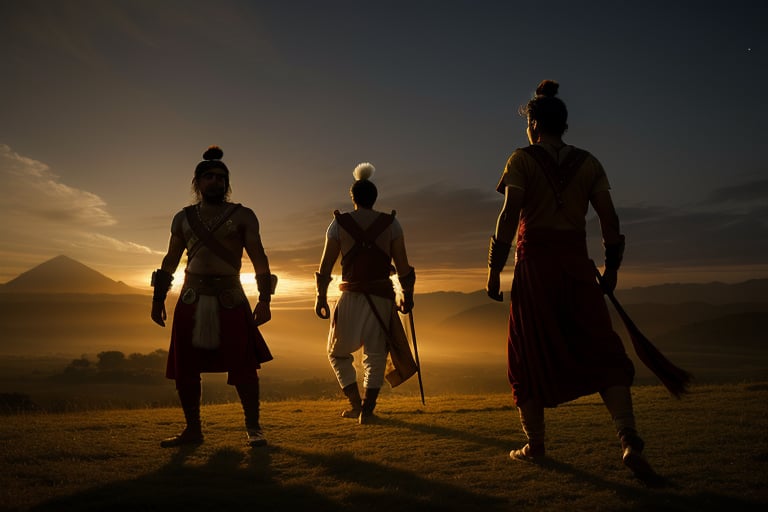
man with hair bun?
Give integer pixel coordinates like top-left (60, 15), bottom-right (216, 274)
top-left (151, 145), bottom-right (276, 448)
top-left (315, 162), bottom-right (418, 424)
top-left (486, 80), bottom-right (659, 482)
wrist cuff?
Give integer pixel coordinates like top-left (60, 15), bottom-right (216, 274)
top-left (256, 272), bottom-right (277, 303)
top-left (398, 267), bottom-right (416, 292)
top-left (604, 235), bottom-right (626, 271)
top-left (488, 236), bottom-right (511, 271)
top-left (151, 269), bottom-right (173, 302)
top-left (315, 272), bottom-right (332, 298)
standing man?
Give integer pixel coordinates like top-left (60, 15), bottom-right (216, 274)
top-left (315, 162), bottom-right (417, 424)
top-left (486, 80), bottom-right (657, 481)
top-left (151, 145), bottom-right (275, 448)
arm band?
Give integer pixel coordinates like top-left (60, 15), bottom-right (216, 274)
top-left (398, 267), bottom-right (416, 293)
top-left (315, 272), bottom-right (332, 298)
top-left (604, 235), bottom-right (626, 271)
top-left (151, 269), bottom-right (173, 302)
top-left (488, 236), bottom-right (511, 272)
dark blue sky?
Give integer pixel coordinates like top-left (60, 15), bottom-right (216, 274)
top-left (1, 0), bottom-right (766, 292)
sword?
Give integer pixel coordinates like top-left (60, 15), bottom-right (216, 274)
top-left (594, 265), bottom-right (692, 398)
top-left (408, 311), bottom-right (426, 405)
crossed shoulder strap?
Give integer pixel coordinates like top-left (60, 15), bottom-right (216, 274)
top-left (334, 209), bottom-right (396, 267)
top-left (184, 203), bottom-right (242, 269)
top-left (519, 145), bottom-right (589, 208)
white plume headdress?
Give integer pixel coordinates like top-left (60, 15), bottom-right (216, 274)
top-left (353, 162), bottom-right (375, 181)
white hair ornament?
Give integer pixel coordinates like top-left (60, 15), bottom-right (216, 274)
top-left (353, 162), bottom-right (375, 181)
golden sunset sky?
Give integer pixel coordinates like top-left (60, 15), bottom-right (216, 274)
top-left (1, 1), bottom-right (766, 301)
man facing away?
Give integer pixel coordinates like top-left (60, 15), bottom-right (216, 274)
top-left (315, 162), bottom-right (417, 424)
top-left (151, 145), bottom-right (275, 448)
top-left (486, 80), bottom-right (657, 481)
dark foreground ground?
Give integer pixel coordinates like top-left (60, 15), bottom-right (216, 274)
top-left (1, 382), bottom-right (767, 512)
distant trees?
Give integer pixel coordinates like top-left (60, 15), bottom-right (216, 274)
top-left (97, 351), bottom-right (126, 371)
top-left (61, 349), bottom-right (168, 383)
top-left (64, 356), bottom-right (92, 373)
top-left (0, 393), bottom-right (39, 414)
top-left (125, 349), bottom-right (168, 372)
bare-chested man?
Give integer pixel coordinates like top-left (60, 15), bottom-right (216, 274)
top-left (151, 145), bottom-right (275, 448)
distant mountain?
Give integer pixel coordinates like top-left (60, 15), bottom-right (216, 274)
top-left (414, 278), bottom-right (768, 319)
top-left (408, 290), bottom-right (491, 324)
top-left (615, 279), bottom-right (768, 305)
top-left (0, 255), bottom-right (143, 295)
top-left (605, 301), bottom-right (768, 338)
top-left (654, 311), bottom-right (768, 351)
top-left (441, 303), bottom-right (508, 330)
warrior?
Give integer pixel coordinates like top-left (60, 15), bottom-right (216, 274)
top-left (151, 145), bottom-right (275, 448)
top-left (486, 80), bottom-right (658, 482)
top-left (315, 162), bottom-right (418, 424)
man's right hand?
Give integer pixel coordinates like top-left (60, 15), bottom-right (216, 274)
top-left (253, 301), bottom-right (272, 326)
top-left (486, 269), bottom-right (503, 302)
top-left (599, 267), bottom-right (618, 295)
top-left (315, 296), bottom-right (330, 319)
top-left (151, 301), bottom-right (167, 327)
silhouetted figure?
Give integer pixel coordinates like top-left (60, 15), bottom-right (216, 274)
top-left (151, 146), bottom-right (275, 448)
top-left (486, 80), bottom-right (658, 482)
top-left (315, 163), bottom-right (417, 424)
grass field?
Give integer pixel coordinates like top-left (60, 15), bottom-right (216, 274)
top-left (1, 382), bottom-right (767, 511)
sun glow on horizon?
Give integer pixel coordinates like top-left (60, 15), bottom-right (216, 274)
top-left (117, 263), bottom-right (768, 300)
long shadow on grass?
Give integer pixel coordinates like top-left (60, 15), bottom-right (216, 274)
top-left (27, 444), bottom-right (338, 512)
top-left (26, 442), bottom-right (505, 512)
top-left (375, 415), bottom-right (765, 512)
top-left (534, 458), bottom-right (766, 511)
top-left (375, 415), bottom-right (512, 450)
top-left (274, 445), bottom-right (507, 511)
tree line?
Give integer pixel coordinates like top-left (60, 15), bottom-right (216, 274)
top-left (59, 349), bottom-right (169, 382)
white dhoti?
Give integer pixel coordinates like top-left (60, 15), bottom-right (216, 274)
top-left (327, 291), bottom-right (392, 389)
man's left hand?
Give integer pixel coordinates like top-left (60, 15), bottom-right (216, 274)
top-left (398, 295), bottom-right (414, 314)
top-left (151, 301), bottom-right (167, 326)
top-left (253, 301), bottom-right (272, 326)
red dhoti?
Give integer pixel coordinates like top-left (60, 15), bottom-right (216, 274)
top-left (507, 228), bottom-right (634, 407)
top-left (165, 275), bottom-right (272, 387)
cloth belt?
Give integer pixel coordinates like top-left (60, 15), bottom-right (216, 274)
top-left (181, 272), bottom-right (246, 309)
top-left (183, 273), bottom-right (242, 295)
top-left (338, 279), bottom-right (395, 299)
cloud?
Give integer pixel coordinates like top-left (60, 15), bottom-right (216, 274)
top-left (3, 141), bottom-right (766, 289)
top-left (401, 181), bottom-right (766, 270)
top-left (0, 144), bottom-right (116, 227)
top-left (0, 145), bottom-right (165, 282)
top-left (385, 183), bottom-right (500, 268)
top-left (700, 179), bottom-right (768, 208)
top-left (266, 181), bottom-right (501, 274)
top-left (587, 199), bottom-right (768, 268)
top-left (74, 234), bottom-right (163, 256)
top-left (268, 177), bottom-right (768, 277)
top-left (3, 1), bottom-right (276, 75)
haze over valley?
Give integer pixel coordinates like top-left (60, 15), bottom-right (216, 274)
top-left (0, 255), bottom-right (765, 398)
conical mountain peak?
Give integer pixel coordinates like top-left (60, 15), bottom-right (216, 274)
top-left (1, 255), bottom-right (140, 294)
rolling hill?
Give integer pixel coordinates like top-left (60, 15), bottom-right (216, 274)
top-left (0, 256), bottom-right (766, 383)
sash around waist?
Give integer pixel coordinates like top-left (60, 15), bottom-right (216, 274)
top-left (339, 279), bottom-right (395, 299)
top-left (183, 272), bottom-right (243, 296)
top-left (516, 228), bottom-right (589, 259)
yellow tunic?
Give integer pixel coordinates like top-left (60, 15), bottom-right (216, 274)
top-left (497, 144), bottom-right (610, 232)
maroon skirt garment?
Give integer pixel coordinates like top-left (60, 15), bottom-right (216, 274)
top-left (507, 228), bottom-right (634, 407)
top-left (165, 299), bottom-right (272, 386)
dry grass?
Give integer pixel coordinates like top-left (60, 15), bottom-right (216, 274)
top-left (1, 382), bottom-right (767, 511)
